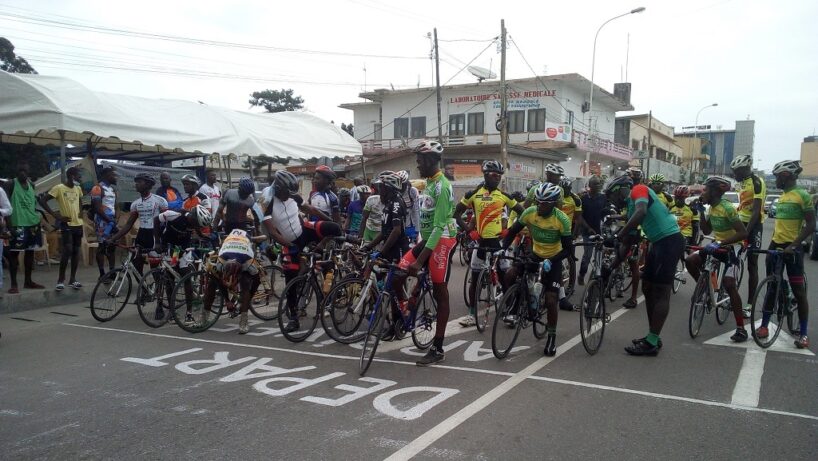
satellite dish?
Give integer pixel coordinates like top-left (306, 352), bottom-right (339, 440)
top-left (468, 66), bottom-right (497, 82)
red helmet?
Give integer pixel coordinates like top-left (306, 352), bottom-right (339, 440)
top-left (673, 185), bottom-right (690, 198)
top-left (314, 165), bottom-right (336, 180)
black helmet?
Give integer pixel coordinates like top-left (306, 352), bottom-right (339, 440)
top-left (604, 175), bottom-right (633, 194)
top-left (134, 172), bottom-right (156, 185)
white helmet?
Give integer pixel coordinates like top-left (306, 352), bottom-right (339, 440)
top-left (412, 140), bottom-right (444, 155)
top-left (378, 170), bottom-right (404, 192)
top-left (544, 163), bottom-right (564, 176)
top-left (355, 185), bottom-right (371, 195)
top-left (730, 154), bottom-right (753, 170)
top-left (533, 182), bottom-right (562, 202)
top-left (772, 160), bottom-right (802, 176)
top-left (191, 204), bottom-right (213, 227)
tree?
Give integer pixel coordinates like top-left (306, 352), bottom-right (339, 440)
top-left (340, 123), bottom-right (354, 137)
top-left (0, 37), bottom-right (37, 74)
top-left (248, 88), bottom-right (304, 113)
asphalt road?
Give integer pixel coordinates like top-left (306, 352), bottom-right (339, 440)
top-left (1, 220), bottom-right (817, 460)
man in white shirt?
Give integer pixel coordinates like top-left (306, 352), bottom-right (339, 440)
top-left (198, 169), bottom-right (221, 216)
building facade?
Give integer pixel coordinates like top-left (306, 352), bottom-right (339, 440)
top-left (615, 113), bottom-right (685, 182)
top-left (801, 135), bottom-right (818, 178)
top-left (675, 120), bottom-right (754, 176)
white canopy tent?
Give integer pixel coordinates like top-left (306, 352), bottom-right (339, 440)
top-left (0, 71), bottom-right (361, 161)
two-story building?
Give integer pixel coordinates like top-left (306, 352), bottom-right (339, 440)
top-left (340, 73), bottom-right (635, 193)
top-left (615, 113), bottom-right (685, 183)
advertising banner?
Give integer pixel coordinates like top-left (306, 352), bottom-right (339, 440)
top-left (544, 121), bottom-right (572, 143)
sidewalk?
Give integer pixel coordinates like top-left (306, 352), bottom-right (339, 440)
top-left (0, 260), bottom-right (102, 314)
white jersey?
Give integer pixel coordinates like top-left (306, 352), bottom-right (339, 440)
top-left (218, 229), bottom-right (254, 263)
top-left (129, 194), bottom-right (168, 229)
top-left (263, 196), bottom-right (303, 244)
top-left (363, 195), bottom-right (383, 232)
top-left (198, 183), bottom-right (221, 215)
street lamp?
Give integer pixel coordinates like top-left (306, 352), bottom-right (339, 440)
top-left (694, 103), bottom-right (718, 177)
top-left (585, 7), bottom-right (646, 176)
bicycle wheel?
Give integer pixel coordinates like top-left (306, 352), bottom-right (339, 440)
top-left (411, 288), bottom-right (438, 350)
top-left (605, 271), bottom-right (622, 302)
top-left (90, 269), bottom-right (132, 322)
top-left (688, 276), bottom-right (708, 338)
top-left (136, 268), bottom-right (171, 328)
top-left (491, 283), bottom-right (524, 359)
top-left (277, 274), bottom-right (321, 342)
top-left (458, 238), bottom-right (468, 266)
top-left (787, 303), bottom-right (800, 335)
top-left (249, 266), bottom-right (283, 321)
top-left (532, 290), bottom-right (548, 340)
top-left (715, 286), bottom-right (731, 325)
top-left (672, 260), bottom-right (685, 294)
top-left (322, 277), bottom-right (372, 344)
top-left (462, 266), bottom-right (474, 310)
top-left (621, 263), bottom-right (634, 291)
top-left (474, 269), bottom-right (494, 333)
top-left (359, 296), bottom-right (387, 375)
top-left (580, 279), bottom-right (606, 355)
top-left (561, 258), bottom-right (573, 297)
top-left (171, 270), bottom-right (224, 333)
top-left (750, 276), bottom-right (783, 348)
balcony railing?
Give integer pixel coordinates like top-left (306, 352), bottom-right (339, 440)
top-left (358, 131), bottom-right (566, 151)
top-left (572, 130), bottom-right (633, 161)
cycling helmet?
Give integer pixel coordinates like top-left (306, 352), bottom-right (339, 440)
top-left (134, 172), bottom-right (156, 185)
top-left (533, 182), bottom-right (562, 202)
top-left (191, 204), bottom-right (213, 227)
top-left (412, 140), bottom-right (444, 155)
top-left (527, 179), bottom-right (541, 190)
top-left (772, 160), bottom-right (802, 176)
top-left (544, 164), bottom-right (564, 176)
top-left (673, 185), bottom-right (690, 198)
top-left (355, 185), bottom-right (371, 195)
top-left (238, 177), bottom-right (255, 194)
top-left (273, 170), bottom-right (299, 192)
top-left (627, 167), bottom-right (643, 179)
top-left (314, 165), bottom-right (337, 180)
top-left (482, 160), bottom-right (505, 174)
top-left (730, 154), bottom-right (753, 170)
top-left (397, 170), bottom-right (410, 182)
top-left (560, 177), bottom-right (573, 189)
top-left (649, 173), bottom-right (666, 184)
top-left (604, 174), bottom-right (634, 194)
top-left (378, 170), bottom-right (404, 192)
top-left (703, 175), bottom-right (732, 192)
top-left (338, 187), bottom-right (351, 198)
top-left (181, 174), bottom-right (201, 186)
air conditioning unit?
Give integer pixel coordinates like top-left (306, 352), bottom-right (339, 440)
top-left (614, 83), bottom-right (632, 105)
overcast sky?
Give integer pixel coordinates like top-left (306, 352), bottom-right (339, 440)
top-left (2, 0), bottom-right (816, 171)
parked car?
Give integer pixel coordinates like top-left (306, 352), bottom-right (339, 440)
top-left (765, 194), bottom-right (780, 213)
top-left (723, 192), bottom-right (739, 206)
top-left (768, 197), bottom-right (780, 218)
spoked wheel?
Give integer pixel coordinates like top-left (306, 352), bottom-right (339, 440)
top-left (580, 279), bottom-right (606, 355)
top-left (462, 266), bottom-right (475, 310)
top-left (136, 268), bottom-right (171, 328)
top-left (561, 258), bottom-right (573, 297)
top-left (411, 288), bottom-right (438, 350)
top-left (249, 266), bottom-right (283, 321)
top-left (90, 268), bottom-right (132, 322)
top-left (359, 296), bottom-right (387, 376)
top-left (170, 270), bottom-right (224, 333)
top-left (322, 277), bottom-right (373, 344)
top-left (474, 269), bottom-right (496, 333)
top-left (688, 276), bottom-right (708, 338)
top-left (491, 283), bottom-right (524, 359)
top-left (605, 270), bottom-right (623, 302)
top-left (532, 291), bottom-right (548, 340)
top-left (277, 274), bottom-right (321, 343)
top-left (715, 286), bottom-right (731, 325)
top-left (622, 262), bottom-right (634, 292)
top-left (458, 238), bottom-right (468, 266)
top-left (672, 260), bottom-right (685, 294)
top-left (750, 276), bottom-right (784, 348)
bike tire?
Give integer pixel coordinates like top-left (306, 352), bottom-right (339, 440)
top-left (491, 283), bottom-right (524, 359)
top-left (411, 288), bottom-right (438, 350)
top-left (170, 270), bottom-right (223, 333)
top-left (90, 269), bottom-right (132, 322)
top-left (622, 264), bottom-right (633, 292)
top-left (672, 260), bottom-right (684, 294)
top-left (277, 274), bottom-right (321, 343)
top-left (359, 295), bottom-right (386, 376)
top-left (463, 266), bottom-right (474, 310)
top-left (458, 238), bottom-right (467, 266)
top-left (736, 255), bottom-right (746, 289)
top-left (688, 276), bottom-right (708, 338)
top-left (715, 286), bottom-right (731, 325)
top-left (321, 277), bottom-right (372, 344)
top-left (249, 265), bottom-right (284, 321)
top-left (750, 276), bottom-right (783, 348)
top-left (136, 268), bottom-right (170, 328)
top-left (475, 269), bottom-right (493, 333)
top-left (580, 279), bottom-right (606, 355)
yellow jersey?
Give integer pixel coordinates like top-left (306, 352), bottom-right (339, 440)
top-left (461, 186), bottom-right (518, 239)
top-left (707, 199), bottom-right (741, 242)
top-left (772, 187), bottom-right (813, 244)
top-left (669, 203), bottom-right (698, 238)
top-left (518, 206), bottom-right (571, 259)
top-left (560, 192), bottom-right (583, 225)
top-left (737, 175), bottom-right (767, 224)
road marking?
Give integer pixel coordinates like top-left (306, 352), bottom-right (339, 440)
top-left (703, 320), bottom-right (814, 356)
top-left (730, 349), bottom-right (766, 407)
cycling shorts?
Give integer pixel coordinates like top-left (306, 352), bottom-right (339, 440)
top-left (399, 236), bottom-right (456, 284)
top-left (744, 222), bottom-right (763, 250)
top-left (642, 233), bottom-right (685, 284)
top-left (470, 237), bottom-right (501, 271)
top-left (694, 244), bottom-right (742, 280)
top-left (766, 242), bottom-right (806, 284)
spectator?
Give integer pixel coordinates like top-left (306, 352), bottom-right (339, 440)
top-left (577, 175), bottom-right (609, 285)
top-left (156, 172), bottom-right (183, 211)
top-left (3, 162), bottom-right (44, 293)
top-left (39, 167), bottom-right (85, 290)
top-left (349, 177), bottom-right (364, 202)
top-left (198, 169), bottom-right (221, 216)
top-left (90, 167), bottom-right (118, 278)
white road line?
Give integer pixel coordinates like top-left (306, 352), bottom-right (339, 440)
top-left (730, 349), bottom-right (767, 407)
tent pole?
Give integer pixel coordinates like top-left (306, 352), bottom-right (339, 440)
top-left (59, 130), bottom-right (67, 182)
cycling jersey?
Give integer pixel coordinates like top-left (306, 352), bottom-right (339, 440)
top-left (380, 197), bottom-right (409, 261)
top-left (627, 185), bottom-right (679, 243)
top-left (669, 203), bottom-right (698, 238)
top-left (90, 181), bottom-right (116, 215)
top-left (707, 199), bottom-right (741, 242)
top-left (130, 194), bottom-right (169, 230)
top-left (157, 210), bottom-right (191, 248)
top-left (772, 186), bottom-right (813, 244)
top-left (517, 206), bottom-right (571, 259)
top-left (218, 229), bottom-right (254, 264)
top-left (182, 192), bottom-right (210, 211)
top-left (198, 183), bottom-right (221, 215)
top-left (264, 196), bottom-right (303, 244)
top-left (737, 175), bottom-right (767, 224)
top-left (655, 190), bottom-right (673, 209)
top-left (308, 189), bottom-right (339, 222)
top-left (419, 171), bottom-right (456, 250)
top-left (560, 192), bottom-right (583, 225)
top-left (460, 186), bottom-right (517, 239)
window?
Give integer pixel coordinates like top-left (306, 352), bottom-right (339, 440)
top-left (394, 118), bottom-right (408, 138)
top-left (508, 110), bottom-right (525, 133)
top-left (449, 114), bottom-right (465, 136)
top-left (527, 108), bottom-right (546, 132)
top-left (410, 116), bottom-right (426, 138)
top-left (374, 123), bottom-right (382, 141)
top-left (631, 140), bottom-right (639, 150)
top-left (467, 112), bottom-right (484, 135)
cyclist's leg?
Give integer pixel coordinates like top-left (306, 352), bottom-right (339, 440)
top-left (745, 223), bottom-right (762, 303)
top-left (685, 250), bottom-right (705, 281)
top-left (579, 234), bottom-right (593, 283)
top-left (720, 249), bottom-right (745, 331)
top-left (429, 237), bottom-right (457, 348)
top-left (542, 262), bottom-right (561, 356)
top-left (634, 233), bottom-right (684, 351)
top-left (784, 251), bottom-right (809, 341)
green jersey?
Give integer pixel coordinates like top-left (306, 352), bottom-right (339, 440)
top-left (419, 171), bottom-right (456, 250)
top-left (626, 184), bottom-right (680, 243)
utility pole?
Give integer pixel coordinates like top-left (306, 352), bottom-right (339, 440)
top-left (499, 19), bottom-right (508, 186)
top-left (434, 28), bottom-right (444, 150)
top-left (645, 110), bottom-right (652, 177)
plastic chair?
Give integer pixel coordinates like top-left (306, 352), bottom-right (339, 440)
top-left (81, 219), bottom-right (100, 266)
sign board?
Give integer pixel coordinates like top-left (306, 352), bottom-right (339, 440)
top-left (544, 122), bottom-right (571, 143)
top-left (635, 150), bottom-right (648, 160)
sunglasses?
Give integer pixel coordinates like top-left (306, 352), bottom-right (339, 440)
top-left (484, 172), bottom-right (502, 179)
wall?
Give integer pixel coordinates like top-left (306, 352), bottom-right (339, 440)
top-left (734, 120), bottom-right (755, 157)
top-left (352, 104), bottom-right (381, 141)
top-left (802, 138), bottom-right (818, 177)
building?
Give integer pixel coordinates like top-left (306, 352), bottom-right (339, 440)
top-left (734, 120), bottom-right (755, 157)
top-left (801, 136), bottom-right (818, 178)
top-left (674, 136), bottom-right (710, 179)
top-left (675, 120), bottom-right (755, 176)
top-left (615, 113), bottom-right (685, 182)
top-left (340, 73), bottom-right (635, 185)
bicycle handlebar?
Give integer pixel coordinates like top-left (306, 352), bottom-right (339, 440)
top-left (687, 245), bottom-right (728, 254)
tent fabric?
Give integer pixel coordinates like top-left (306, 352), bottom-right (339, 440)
top-left (0, 71), bottom-right (361, 160)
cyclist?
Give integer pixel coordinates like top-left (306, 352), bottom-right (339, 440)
top-left (338, 188), bottom-right (351, 223)
top-left (110, 173), bottom-right (169, 274)
top-left (731, 154), bottom-right (766, 317)
top-left (344, 185), bottom-right (371, 238)
top-left (397, 170), bottom-right (421, 244)
top-left (685, 176), bottom-right (749, 342)
top-left (198, 169), bottom-right (221, 216)
top-left (605, 174), bottom-right (685, 356)
top-left (757, 160), bottom-right (814, 349)
top-left (501, 182), bottom-right (572, 357)
top-left (648, 174), bottom-right (673, 209)
top-left (361, 180), bottom-right (384, 246)
top-left (627, 167), bottom-right (643, 185)
top-left (578, 175), bottom-right (608, 285)
top-left (397, 140), bottom-right (458, 366)
top-left (453, 160), bottom-right (524, 327)
top-left (90, 167), bottom-right (119, 279)
top-left (213, 177), bottom-right (262, 234)
top-left (621, 167), bottom-right (645, 309)
top-left (669, 185), bottom-right (700, 268)
top-left (558, 176), bottom-right (584, 309)
top-left (307, 165), bottom-right (341, 223)
top-left (180, 174), bottom-right (211, 211)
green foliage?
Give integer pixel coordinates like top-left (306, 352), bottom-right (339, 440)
top-left (0, 143), bottom-right (49, 180)
top-left (0, 37), bottom-right (37, 74)
top-left (248, 88), bottom-right (304, 113)
top-left (340, 123), bottom-right (354, 136)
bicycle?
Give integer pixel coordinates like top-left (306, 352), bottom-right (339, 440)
top-left (472, 248), bottom-right (505, 333)
top-left (458, 231), bottom-right (476, 267)
top-left (687, 243), bottom-right (736, 338)
top-left (90, 245), bottom-right (156, 323)
top-left (575, 235), bottom-right (611, 355)
top-left (321, 251), bottom-right (381, 344)
top-left (359, 261), bottom-right (437, 375)
top-left (491, 254), bottom-right (549, 359)
top-left (748, 248), bottom-right (803, 348)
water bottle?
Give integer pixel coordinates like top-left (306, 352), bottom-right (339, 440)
top-left (376, 279), bottom-right (385, 291)
top-left (528, 277), bottom-right (539, 311)
top-left (532, 280), bottom-right (543, 310)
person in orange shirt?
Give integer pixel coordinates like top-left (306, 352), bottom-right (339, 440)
top-left (156, 172), bottom-right (183, 211)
